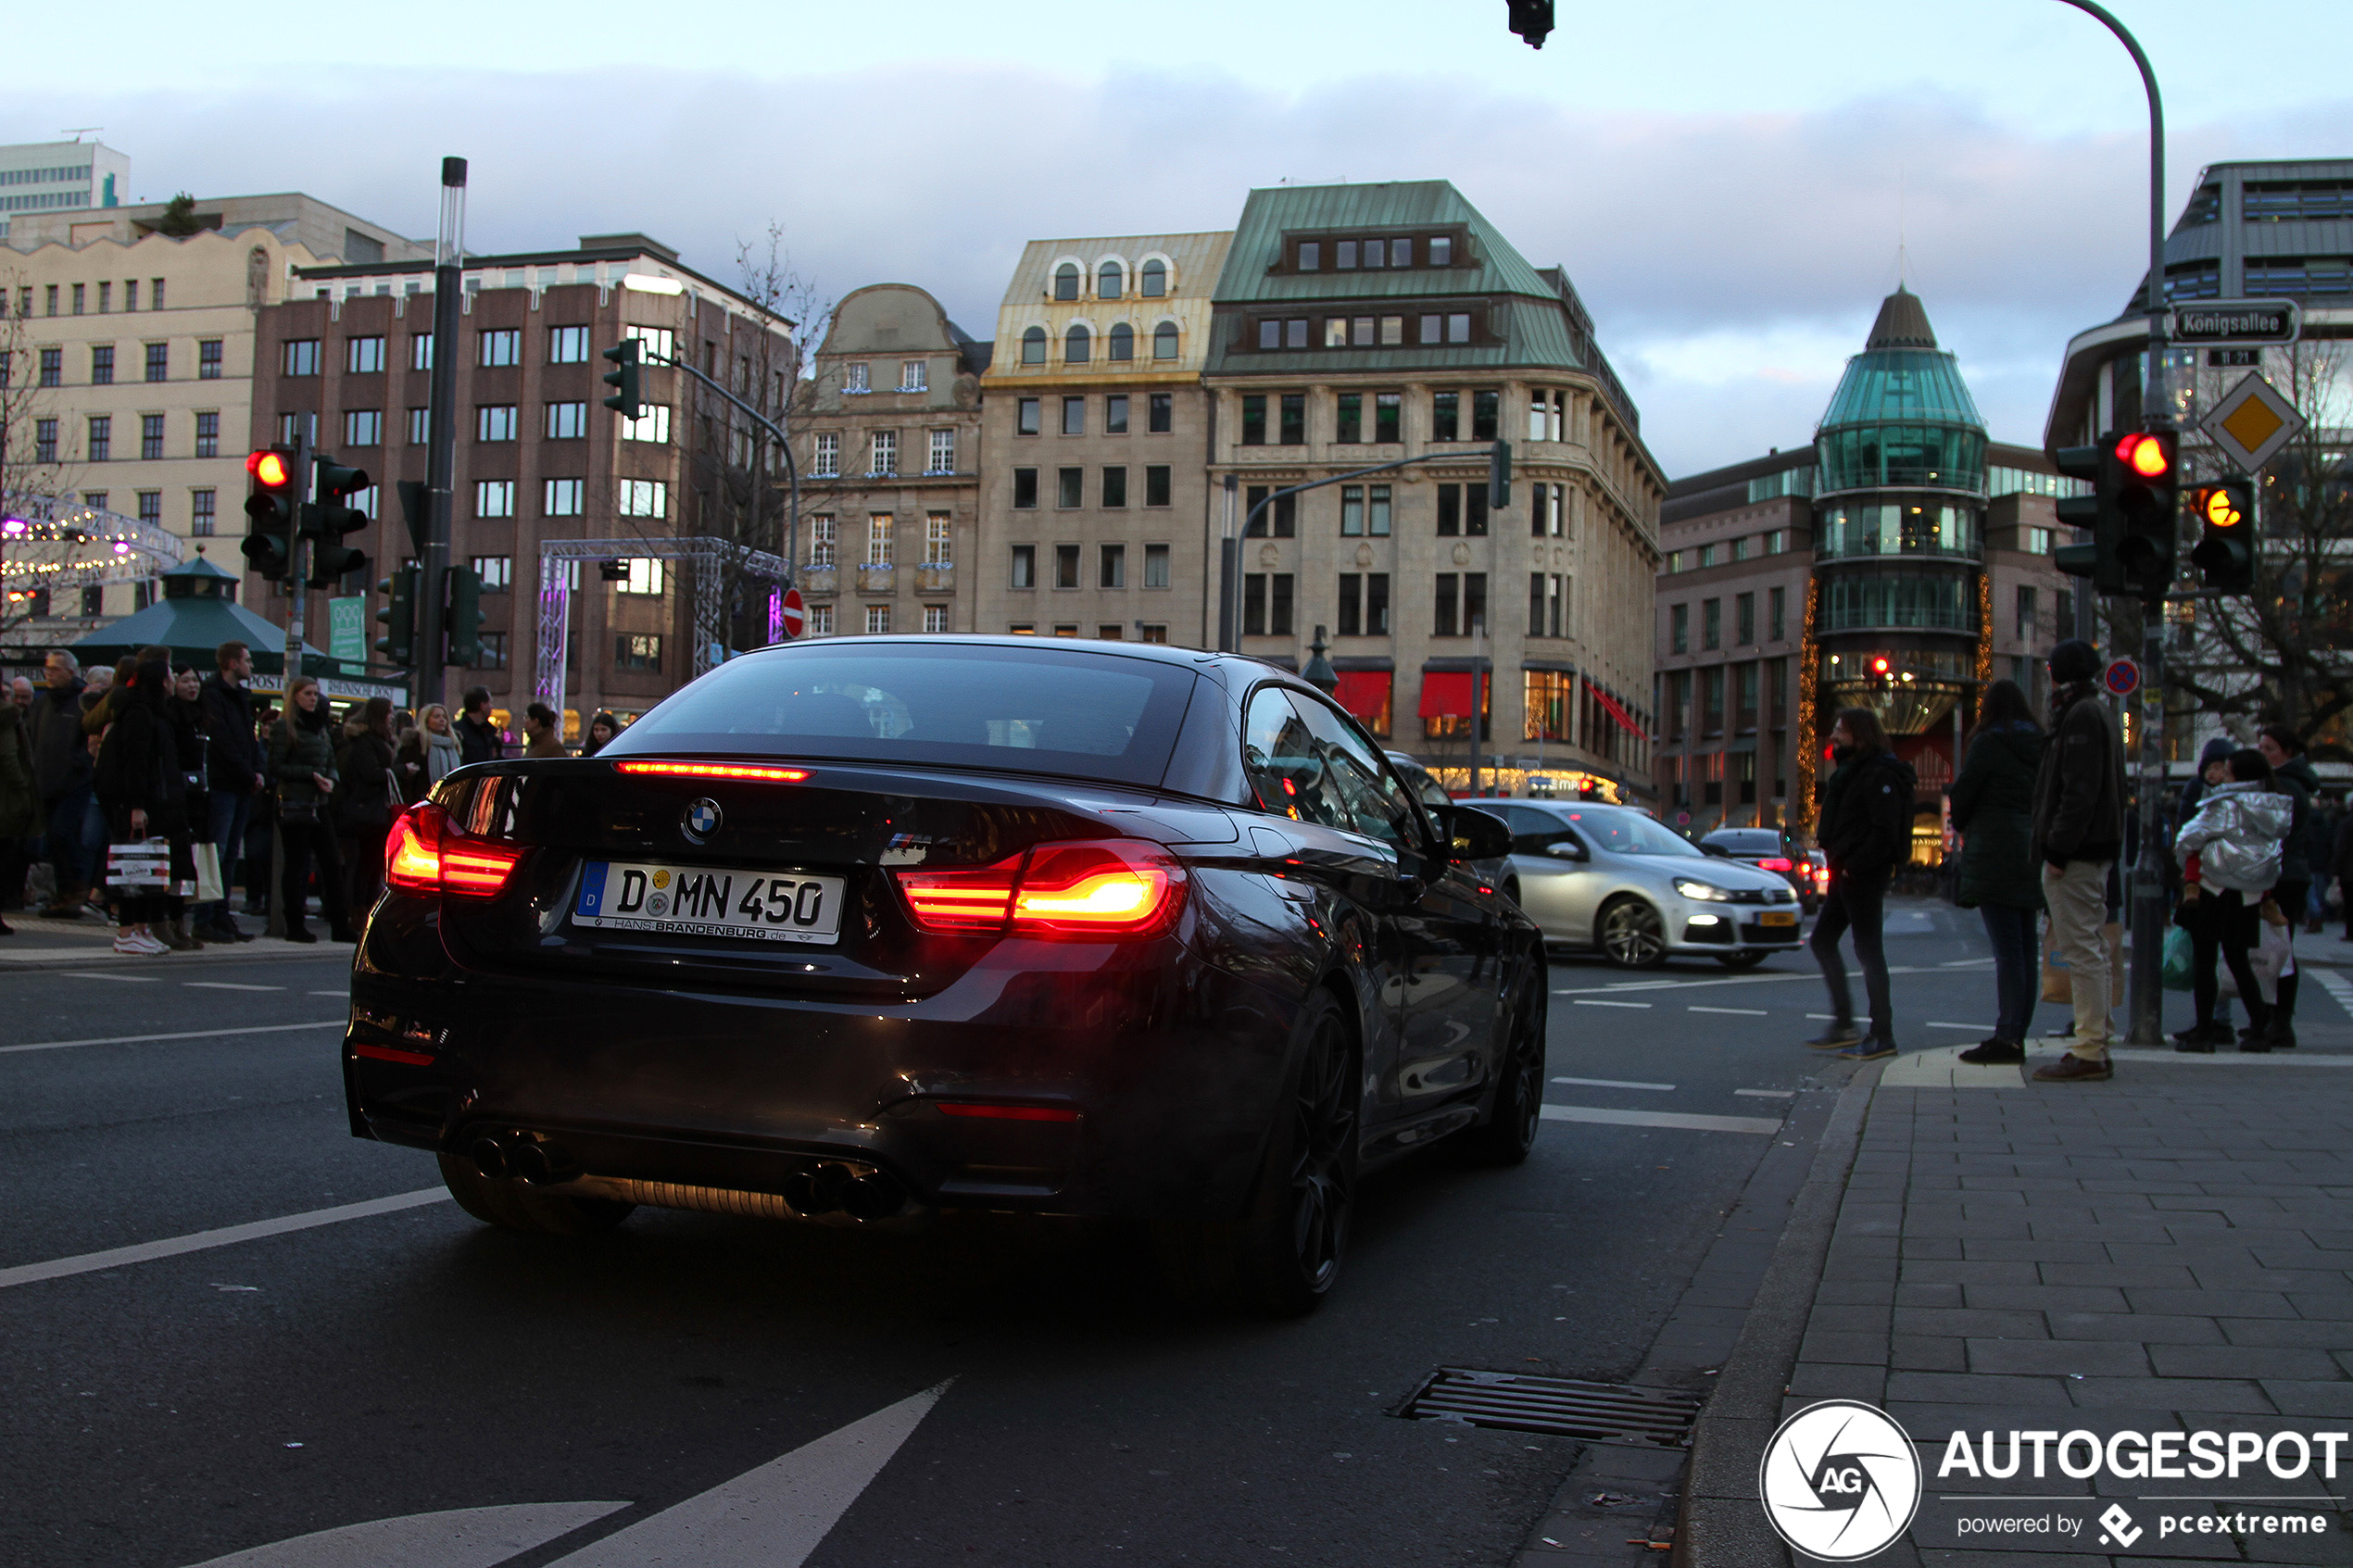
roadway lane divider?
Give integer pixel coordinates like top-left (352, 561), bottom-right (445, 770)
top-left (0, 1188), bottom-right (448, 1291)
top-left (1540, 1105), bottom-right (1781, 1135)
top-left (1551, 1076), bottom-right (1673, 1091)
top-left (1689, 1006), bottom-right (1768, 1016)
top-left (1571, 998), bottom-right (1652, 1009)
top-left (0, 1021), bottom-right (346, 1056)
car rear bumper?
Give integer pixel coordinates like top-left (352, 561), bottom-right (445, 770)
top-left (344, 907), bottom-right (1298, 1223)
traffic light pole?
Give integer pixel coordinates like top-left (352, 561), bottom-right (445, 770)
top-left (415, 157), bottom-right (466, 713)
top-left (280, 419), bottom-right (314, 703)
top-left (637, 349), bottom-right (802, 585)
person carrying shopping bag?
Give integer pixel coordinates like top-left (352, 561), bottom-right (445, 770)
top-left (1952, 680), bottom-right (2045, 1065)
top-left (92, 660), bottom-right (189, 956)
top-left (2173, 748), bottom-right (2295, 1052)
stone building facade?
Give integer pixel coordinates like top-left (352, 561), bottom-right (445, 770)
top-left (1200, 181), bottom-right (1662, 796)
top-left (793, 283), bottom-right (989, 635)
top-left (975, 231), bottom-right (1231, 646)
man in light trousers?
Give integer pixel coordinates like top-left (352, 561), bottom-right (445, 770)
top-left (2030, 638), bottom-right (2129, 1083)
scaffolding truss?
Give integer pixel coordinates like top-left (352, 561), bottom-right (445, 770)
top-left (534, 535), bottom-right (790, 723)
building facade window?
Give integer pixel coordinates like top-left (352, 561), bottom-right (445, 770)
top-left (283, 340), bottom-right (321, 376)
top-left (1057, 468), bottom-right (1083, 508)
top-left (138, 414), bottom-right (163, 460)
top-left (1065, 324), bottom-right (1090, 364)
top-left (1100, 544), bottom-right (1126, 588)
top-left (1063, 395), bottom-right (1085, 436)
top-left (544, 478), bottom-right (583, 516)
top-left (925, 513), bottom-right (951, 564)
top-left (621, 405), bottom-right (671, 444)
top-left (191, 490), bottom-right (216, 536)
top-left (1101, 466), bottom-right (1128, 508)
top-left (547, 401), bottom-right (586, 439)
top-left (615, 633), bottom-right (662, 672)
top-left (1702, 597), bottom-right (1721, 650)
top-left (549, 325), bottom-right (587, 363)
top-left (475, 480), bottom-right (516, 518)
top-left (1149, 393), bottom-right (1172, 433)
top-left (1144, 543), bottom-right (1170, 588)
top-left (1670, 602), bottom-right (1689, 655)
top-left (865, 605), bottom-right (891, 634)
top-left (1108, 323), bottom-right (1133, 361)
top-left (809, 516), bottom-right (837, 566)
top-left (477, 405), bottom-right (518, 441)
top-left (1021, 327), bottom-right (1046, 365)
top-left (344, 409), bottom-right (381, 447)
top-left (1145, 466), bottom-right (1170, 507)
top-left (867, 515), bottom-right (894, 566)
top-left (1010, 544), bottom-right (1035, 587)
top-left (87, 416), bottom-right (110, 462)
top-left (144, 342), bottom-right (168, 383)
top-left (470, 555), bottom-right (514, 591)
top-left (869, 430), bottom-right (897, 476)
top-left (1768, 586), bottom-right (1785, 641)
top-left (198, 340), bottom-right (223, 380)
top-left (617, 479), bottom-right (668, 518)
top-left (923, 605), bottom-right (948, 633)
top-left (347, 335), bottom-right (385, 373)
top-left (927, 428), bottom-right (955, 473)
top-left (408, 408), bottom-right (430, 445)
top-left (479, 329), bottom-right (520, 367)
top-left (1735, 592), bottom-right (1755, 645)
top-left (812, 431), bottom-right (838, 476)
top-left (1055, 545), bottom-right (1081, 589)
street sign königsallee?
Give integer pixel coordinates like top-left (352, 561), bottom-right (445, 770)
top-left (2170, 300), bottom-right (2301, 347)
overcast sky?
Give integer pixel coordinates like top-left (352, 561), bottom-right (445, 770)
top-left (19, 0), bottom-right (2347, 476)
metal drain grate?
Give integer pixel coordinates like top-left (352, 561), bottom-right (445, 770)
top-left (1394, 1368), bottom-right (1704, 1449)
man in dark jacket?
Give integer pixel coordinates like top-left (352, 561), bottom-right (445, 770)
top-left (1806, 706), bottom-right (1916, 1060)
top-left (2029, 639), bottom-right (2127, 1082)
top-left (27, 650), bottom-right (96, 918)
top-left (456, 684), bottom-right (499, 767)
top-left (196, 640), bottom-right (265, 942)
top-left (2256, 723), bottom-right (2320, 1048)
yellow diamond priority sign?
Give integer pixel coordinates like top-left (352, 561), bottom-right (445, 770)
top-left (2199, 371), bottom-right (2306, 472)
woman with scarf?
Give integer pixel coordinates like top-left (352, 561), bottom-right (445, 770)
top-left (2174, 748), bottom-right (2295, 1052)
top-left (394, 703), bottom-right (464, 802)
top-left (1951, 680), bottom-right (2045, 1065)
top-left (93, 660), bottom-right (188, 956)
top-left (1805, 706), bottom-right (1917, 1060)
top-left (268, 676), bottom-right (355, 944)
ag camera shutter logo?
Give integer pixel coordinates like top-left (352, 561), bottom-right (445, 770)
top-left (1758, 1399), bottom-right (1922, 1560)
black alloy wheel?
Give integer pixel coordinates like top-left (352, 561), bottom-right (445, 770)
top-left (1598, 896), bottom-right (1668, 969)
top-left (1460, 952), bottom-right (1547, 1166)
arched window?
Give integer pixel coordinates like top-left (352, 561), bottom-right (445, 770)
top-left (1021, 326), bottom-right (1047, 365)
top-left (1053, 263), bottom-right (1079, 302)
top-left (1151, 321), bottom-right (1179, 360)
top-left (1108, 322), bottom-right (1135, 361)
top-left (1065, 323), bottom-right (1090, 363)
top-left (1139, 259), bottom-right (1167, 297)
top-left (1099, 261), bottom-right (1122, 299)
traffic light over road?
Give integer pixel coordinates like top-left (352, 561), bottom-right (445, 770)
top-left (1506, 1), bottom-right (1554, 48)
top-left (601, 338), bottom-right (643, 422)
top-left (375, 563), bottom-right (420, 666)
top-left (444, 564), bottom-right (486, 669)
top-left (2188, 479), bottom-right (2258, 593)
top-left (306, 455), bottom-right (372, 588)
top-left (242, 447), bottom-right (298, 582)
top-left (2113, 430), bottom-right (2178, 599)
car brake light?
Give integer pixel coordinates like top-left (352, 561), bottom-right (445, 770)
top-left (935, 1101), bottom-right (1080, 1123)
top-left (385, 802), bottom-right (525, 897)
top-left (612, 760), bottom-right (810, 783)
top-left (896, 838), bottom-right (1186, 938)
top-left (1758, 857), bottom-right (1793, 872)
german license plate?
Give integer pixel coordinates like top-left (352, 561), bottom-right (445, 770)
top-left (573, 860), bottom-right (845, 944)
top-left (1759, 909), bottom-right (1798, 927)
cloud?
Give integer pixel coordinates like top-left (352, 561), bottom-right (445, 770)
top-left (21, 62), bottom-right (2349, 474)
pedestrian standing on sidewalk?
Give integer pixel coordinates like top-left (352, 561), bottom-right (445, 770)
top-left (157, 666), bottom-right (212, 950)
top-left (2334, 805), bottom-right (2353, 945)
top-left (580, 710), bottom-right (621, 758)
top-left (0, 679), bottom-right (35, 935)
top-left (1804, 707), bottom-right (1916, 1061)
top-left (333, 696), bottom-right (399, 918)
top-left (1952, 680), bottom-right (2044, 1065)
top-left (2173, 749), bottom-right (2294, 1052)
top-left (522, 702), bottom-right (566, 759)
top-left (195, 642), bottom-right (263, 943)
top-left (2029, 639), bottom-right (2128, 1083)
top-left (29, 651), bottom-right (96, 919)
top-left (456, 686), bottom-right (499, 767)
top-left (2172, 744), bottom-right (2245, 1050)
top-left (269, 676), bottom-right (355, 945)
top-left (2255, 724), bottom-right (2319, 1049)
top-left (93, 660), bottom-right (187, 956)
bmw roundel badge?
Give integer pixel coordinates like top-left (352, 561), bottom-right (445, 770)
top-left (682, 797), bottom-right (723, 844)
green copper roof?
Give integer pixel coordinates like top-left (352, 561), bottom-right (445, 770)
top-left (1213, 181), bottom-right (1560, 307)
top-left (1818, 290), bottom-right (1985, 433)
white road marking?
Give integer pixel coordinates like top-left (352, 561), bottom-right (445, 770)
top-left (58, 970), bottom-right (160, 982)
top-left (183, 982), bottom-right (283, 992)
top-left (1551, 1076), bottom-right (1674, 1091)
top-left (1689, 1006), bottom-right (1768, 1016)
top-left (1941, 959), bottom-right (1994, 967)
top-left (1735, 1089), bottom-right (1796, 1098)
top-left (1570, 998), bottom-right (1652, 1009)
top-left (546, 1382), bottom-right (952, 1567)
top-left (309, 989), bottom-right (347, 997)
top-left (1550, 972), bottom-right (1818, 996)
top-left (1541, 1104), bottom-right (1781, 1135)
top-left (1923, 1022), bottom-right (1984, 1031)
top-left (0, 1188), bottom-right (447, 1290)
top-left (0, 1020), bottom-right (346, 1056)
top-left (179, 1502), bottom-right (631, 1568)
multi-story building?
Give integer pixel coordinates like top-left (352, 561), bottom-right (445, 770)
top-left (794, 284), bottom-right (989, 636)
top-left (1201, 180), bottom-right (1662, 797)
top-left (251, 233), bottom-right (789, 731)
top-left (0, 140), bottom-right (131, 245)
top-left (976, 231), bottom-right (1232, 646)
top-left (1655, 288), bottom-right (2080, 852)
top-left (0, 191), bottom-right (424, 660)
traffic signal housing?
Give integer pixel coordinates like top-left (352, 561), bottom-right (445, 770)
top-left (601, 338), bottom-right (643, 422)
top-left (375, 563), bottom-right (420, 666)
top-left (2113, 430), bottom-right (2178, 599)
top-left (305, 455), bottom-right (371, 588)
top-left (1489, 438), bottom-right (1513, 509)
top-left (1506, 0), bottom-right (1554, 48)
top-left (242, 447), bottom-right (299, 582)
top-left (2188, 478), bottom-right (2258, 593)
top-left (444, 563), bottom-right (486, 669)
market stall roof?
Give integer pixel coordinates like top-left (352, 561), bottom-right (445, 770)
top-left (66, 551), bottom-right (340, 675)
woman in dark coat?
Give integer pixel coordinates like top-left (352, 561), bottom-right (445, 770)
top-left (1806, 706), bottom-right (1917, 1060)
top-left (334, 696), bottom-right (399, 917)
top-left (159, 666), bottom-right (213, 949)
top-left (268, 676), bottom-right (354, 944)
top-left (580, 710), bottom-right (621, 758)
top-left (1950, 680), bottom-right (2045, 1064)
top-left (93, 660), bottom-right (186, 956)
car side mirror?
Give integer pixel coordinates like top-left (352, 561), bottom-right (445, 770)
top-left (1441, 805), bottom-right (1514, 863)
top-left (1544, 841), bottom-right (1588, 862)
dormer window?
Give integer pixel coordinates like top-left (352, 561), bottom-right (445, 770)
top-left (844, 361), bottom-right (870, 394)
top-left (1298, 242), bottom-right (1320, 271)
top-left (1053, 263), bottom-right (1080, 301)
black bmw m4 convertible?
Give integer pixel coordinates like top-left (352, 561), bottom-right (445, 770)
top-left (345, 636), bottom-right (1544, 1314)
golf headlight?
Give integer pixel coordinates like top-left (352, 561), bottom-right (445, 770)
top-left (1674, 878), bottom-right (1733, 901)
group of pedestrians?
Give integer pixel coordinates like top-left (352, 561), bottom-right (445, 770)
top-left (1799, 633), bottom-right (2331, 1080)
top-left (0, 647), bottom-right (627, 953)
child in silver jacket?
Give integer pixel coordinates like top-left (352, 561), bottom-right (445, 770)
top-left (2174, 749), bottom-right (2294, 1049)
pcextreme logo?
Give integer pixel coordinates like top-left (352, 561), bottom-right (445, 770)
top-left (1757, 1399), bottom-right (1923, 1562)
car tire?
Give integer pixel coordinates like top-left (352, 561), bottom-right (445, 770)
top-left (1596, 896), bottom-right (1668, 970)
top-left (1459, 953), bottom-right (1547, 1167)
top-left (1718, 949), bottom-right (1768, 970)
top-left (1155, 989), bottom-right (1358, 1317)
top-left (437, 1152), bottom-right (635, 1237)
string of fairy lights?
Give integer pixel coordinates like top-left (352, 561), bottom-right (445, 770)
top-left (0, 496), bottom-right (185, 607)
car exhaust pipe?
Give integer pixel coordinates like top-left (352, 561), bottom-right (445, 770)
top-left (807, 1162), bottom-right (858, 1214)
top-left (469, 1135), bottom-right (510, 1179)
top-left (843, 1172), bottom-right (905, 1221)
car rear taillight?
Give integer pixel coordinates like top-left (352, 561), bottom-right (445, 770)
top-left (1758, 857), bottom-right (1793, 872)
top-left (385, 802), bottom-right (525, 897)
top-left (895, 838), bottom-right (1186, 938)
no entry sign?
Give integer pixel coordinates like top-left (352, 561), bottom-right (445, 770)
top-left (779, 587), bottom-right (805, 640)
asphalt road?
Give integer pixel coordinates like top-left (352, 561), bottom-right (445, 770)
top-left (7, 901), bottom-right (2332, 1568)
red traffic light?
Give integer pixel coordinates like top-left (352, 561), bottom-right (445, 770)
top-left (1871, 657), bottom-right (1889, 674)
top-left (2116, 432), bottom-right (2171, 480)
top-left (246, 449), bottom-right (293, 487)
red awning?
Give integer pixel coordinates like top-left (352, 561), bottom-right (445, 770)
top-left (1417, 671), bottom-right (1473, 718)
top-left (1592, 687), bottom-right (1648, 740)
top-left (1333, 670), bottom-right (1391, 721)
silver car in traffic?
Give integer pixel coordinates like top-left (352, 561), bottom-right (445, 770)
top-left (1471, 801), bottom-right (1806, 969)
